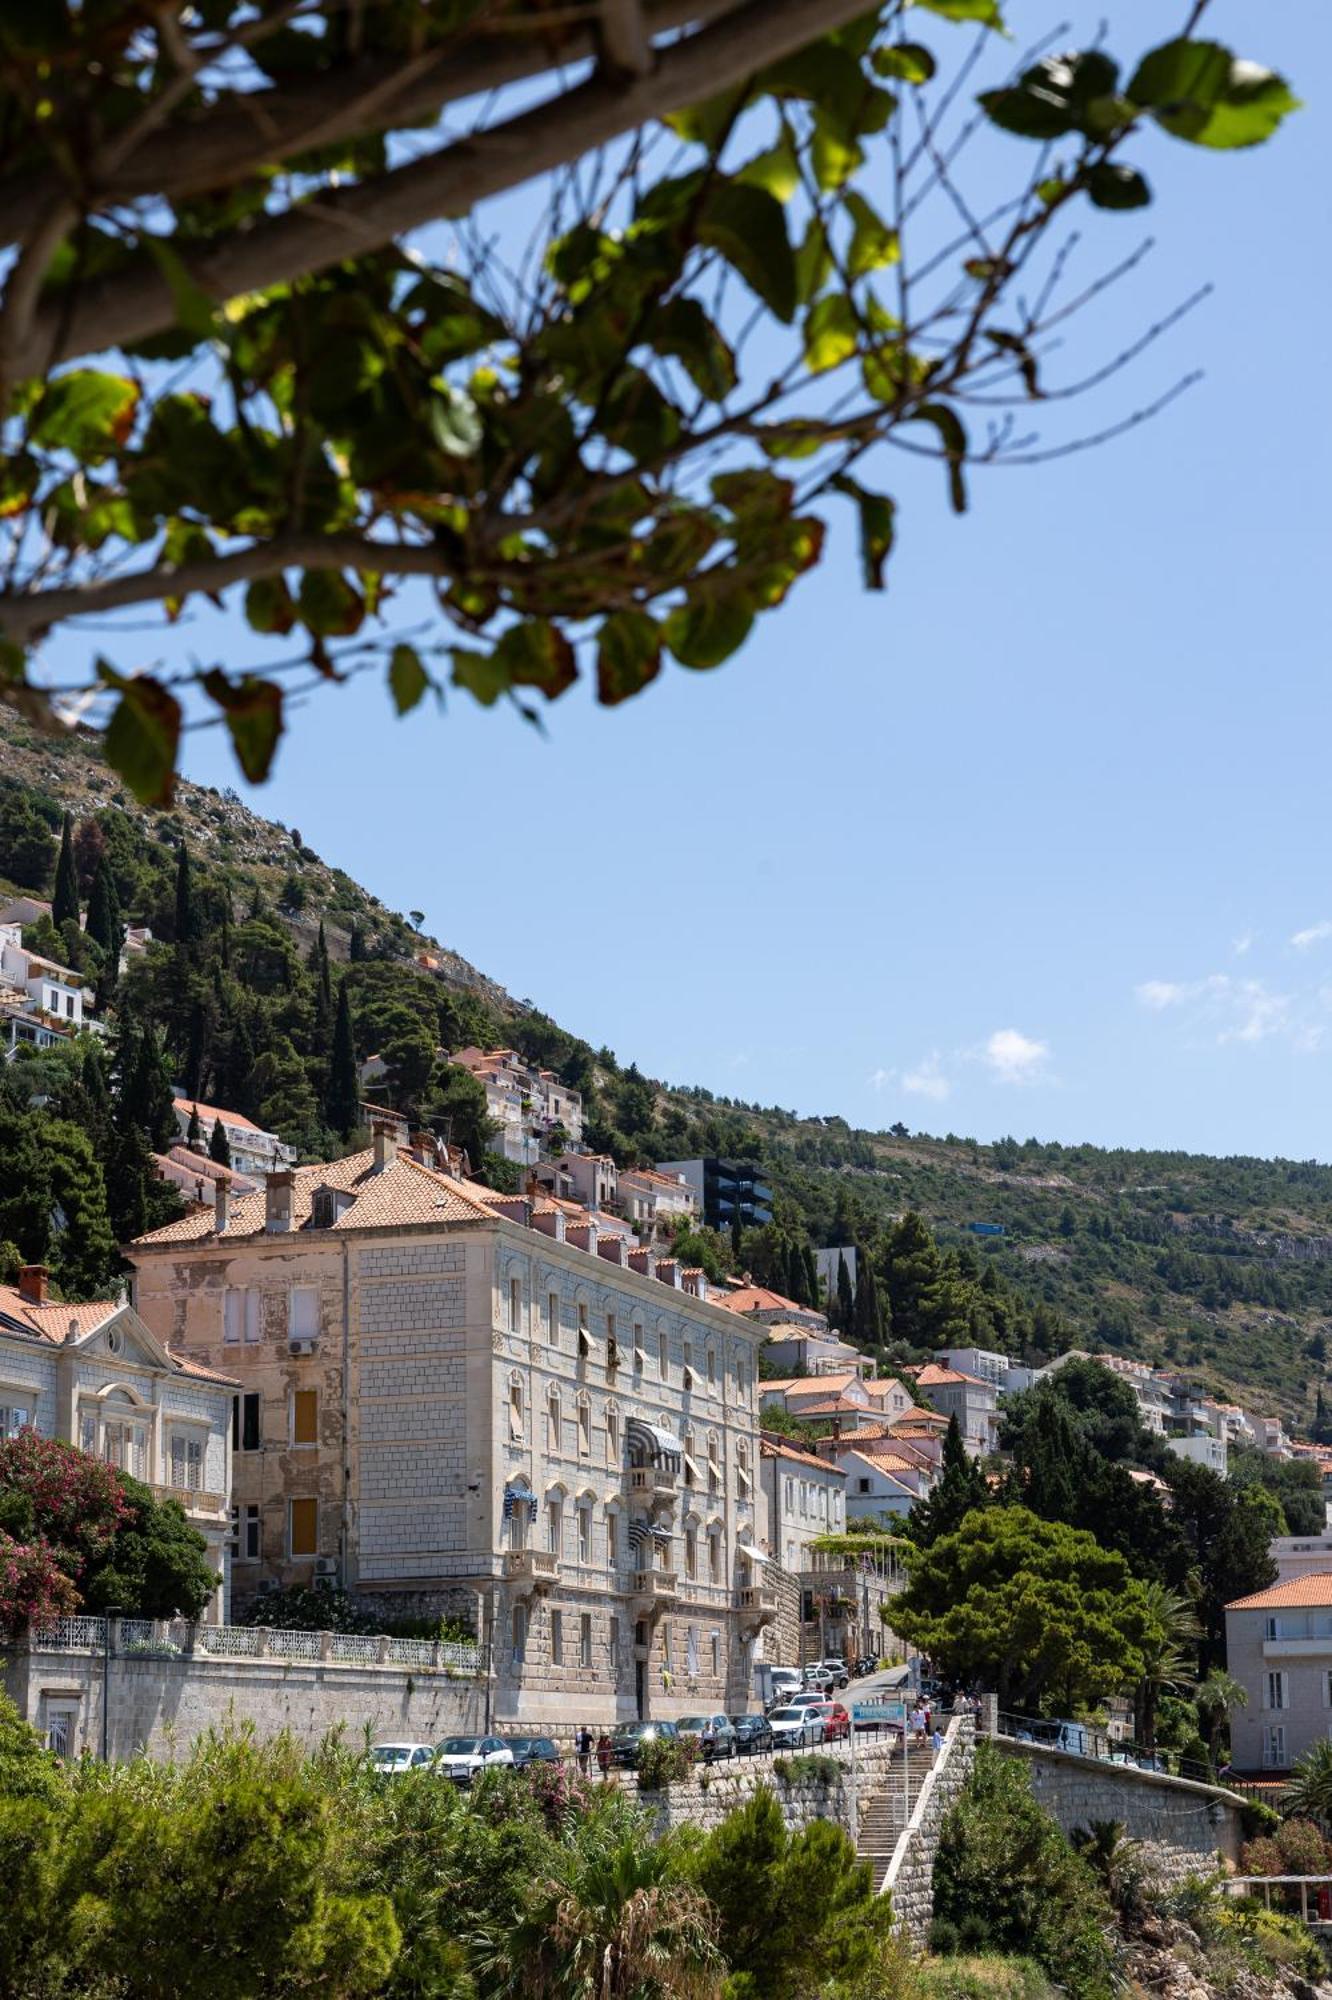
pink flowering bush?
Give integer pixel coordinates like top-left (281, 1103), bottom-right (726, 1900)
top-left (0, 1529), bottom-right (78, 1638)
top-left (527, 1758), bottom-right (597, 1832)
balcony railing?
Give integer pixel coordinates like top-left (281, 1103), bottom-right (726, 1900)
top-left (632, 1568), bottom-right (678, 1602)
top-left (737, 1584), bottom-right (778, 1618)
top-left (629, 1463), bottom-right (676, 1502)
top-left (152, 1483), bottom-right (225, 1516)
top-left (503, 1549), bottom-right (560, 1588)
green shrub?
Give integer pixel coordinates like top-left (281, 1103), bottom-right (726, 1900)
top-left (1239, 1835), bottom-right (1282, 1876)
top-left (911, 1955), bottom-right (1057, 2000)
top-left (1275, 1816), bottom-right (1330, 1873)
top-left (772, 1753), bottom-right (841, 1785)
top-left (1216, 1899), bottom-right (1326, 1980)
top-left (636, 1733), bottom-right (699, 1790)
top-left (931, 1743), bottom-right (1115, 2000)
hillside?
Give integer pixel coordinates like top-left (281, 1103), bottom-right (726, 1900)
top-left (2, 709), bottom-right (1330, 1427)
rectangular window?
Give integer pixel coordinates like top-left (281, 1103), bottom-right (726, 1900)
top-left (509, 1276), bottom-right (521, 1334)
top-left (289, 1287), bottom-right (319, 1343)
top-left (292, 1389), bottom-right (317, 1447)
top-left (80, 1411), bottom-right (96, 1455)
top-left (547, 1290), bottom-right (560, 1344)
top-left (509, 1379), bottom-right (524, 1440)
top-left (580, 1613), bottom-right (593, 1669)
top-left (711, 1631), bottom-right (721, 1679)
top-left (548, 1397), bottom-right (560, 1454)
top-left (1266, 1671), bottom-right (1289, 1712)
top-left (233, 1391), bottom-right (261, 1452)
top-left (606, 1408), bottom-right (619, 1466)
top-left (0, 1402), bottom-right (31, 1438)
top-left (578, 1505), bottom-right (592, 1565)
top-left (550, 1610), bottom-right (563, 1666)
top-left (685, 1526), bottom-right (697, 1581)
top-left (607, 1512), bottom-right (619, 1567)
top-left (547, 1501), bottom-right (562, 1557)
top-left (633, 1324), bottom-right (644, 1374)
top-left (578, 1401), bottom-right (591, 1456)
top-left (709, 1532), bottom-right (721, 1585)
top-left (606, 1312), bottom-right (619, 1369)
top-left (228, 1503), bottom-right (262, 1562)
top-left (1265, 1724), bottom-right (1287, 1769)
top-left (577, 1302), bottom-right (590, 1356)
top-left (658, 1331), bottom-right (668, 1380)
top-left (707, 1347), bottom-right (716, 1387)
top-left (682, 1342), bottom-right (693, 1389)
top-left (609, 1614), bottom-right (620, 1666)
top-left (169, 1433), bottom-right (203, 1491)
top-left (44, 1703), bottom-right (78, 1760)
top-left (289, 1496), bottom-right (318, 1557)
top-left (224, 1287), bottom-right (260, 1345)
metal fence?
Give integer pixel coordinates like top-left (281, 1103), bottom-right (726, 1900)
top-left (31, 1618), bottom-right (479, 1676)
top-left (994, 1711), bottom-right (1239, 1791)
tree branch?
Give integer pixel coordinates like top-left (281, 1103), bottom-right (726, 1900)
top-left (0, 534), bottom-right (455, 642)
top-left (11, 0), bottom-right (873, 381)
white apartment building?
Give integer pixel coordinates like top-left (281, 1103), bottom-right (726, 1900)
top-left (0, 922), bottom-right (90, 1029)
top-left (616, 1166), bottom-right (699, 1240)
top-left (761, 1435), bottom-right (847, 1571)
top-left (561, 1153), bottom-right (619, 1213)
top-left (836, 1447), bottom-right (918, 1523)
top-left (1226, 1573), bottom-right (1332, 1772)
top-left (172, 1097), bottom-right (295, 1183)
top-left (451, 1047), bottom-right (586, 1165)
top-left (127, 1132), bottom-right (769, 1729)
top-left (913, 1363), bottom-right (999, 1454)
top-left (934, 1346), bottom-right (1037, 1395)
top-left (0, 1266), bottom-right (234, 1620)
top-left (1167, 1432), bottom-right (1228, 1475)
top-left (1272, 1535), bottom-right (1332, 1584)
top-left (763, 1326), bottom-right (870, 1379)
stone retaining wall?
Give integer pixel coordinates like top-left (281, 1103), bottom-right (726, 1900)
top-left (6, 1641), bottom-right (483, 1762)
top-left (994, 1737), bottom-right (1245, 1885)
top-left (883, 1712), bottom-right (977, 1945)
top-left (635, 1738), bottom-right (905, 1841)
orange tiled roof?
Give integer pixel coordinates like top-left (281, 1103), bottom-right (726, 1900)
top-left (1228, 1573), bottom-right (1332, 1612)
top-left (890, 1410), bottom-right (950, 1430)
top-left (759, 1434), bottom-right (847, 1475)
top-left (916, 1363), bottom-right (992, 1388)
top-left (0, 1286), bottom-right (238, 1385)
top-left (723, 1284), bottom-right (820, 1317)
top-left (173, 1096), bottom-right (265, 1135)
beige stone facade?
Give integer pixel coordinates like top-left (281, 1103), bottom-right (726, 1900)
top-left (127, 1140), bottom-right (771, 1729)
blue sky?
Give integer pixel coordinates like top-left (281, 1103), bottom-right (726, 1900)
top-left (89, 2), bottom-right (1332, 1159)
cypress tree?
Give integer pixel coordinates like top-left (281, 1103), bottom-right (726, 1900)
top-left (852, 1258), bottom-right (884, 1346)
top-left (835, 1253), bottom-right (855, 1331)
top-left (326, 983), bottom-right (360, 1137)
top-left (120, 1026), bottom-right (178, 1152)
top-left (785, 1239), bottom-right (807, 1306)
top-left (802, 1243), bottom-right (819, 1309)
top-left (311, 921), bottom-right (334, 1045)
top-left (51, 813), bottom-right (80, 929)
top-left (182, 1000), bottom-right (207, 1101)
top-left (186, 1102), bottom-right (203, 1149)
top-left (174, 842), bottom-right (196, 946)
top-left (84, 852), bottom-right (121, 960)
top-left (349, 922), bottom-right (366, 964)
top-left (208, 1118), bottom-right (232, 1168)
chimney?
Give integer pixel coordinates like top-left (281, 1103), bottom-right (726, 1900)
top-left (372, 1118), bottom-right (398, 1172)
top-left (265, 1170), bottom-right (293, 1234)
top-left (65, 1316), bottom-right (79, 1345)
top-left (215, 1179), bottom-right (231, 1232)
top-left (18, 1264), bottom-right (48, 1306)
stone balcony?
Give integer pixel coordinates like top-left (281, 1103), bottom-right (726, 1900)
top-left (152, 1484), bottom-right (225, 1518)
top-left (736, 1583), bottom-right (778, 1631)
top-left (632, 1567), bottom-right (678, 1609)
top-left (502, 1549), bottom-right (560, 1595)
top-left (629, 1463), bottom-right (677, 1508)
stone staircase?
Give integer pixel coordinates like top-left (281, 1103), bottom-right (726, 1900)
top-left (857, 1747), bottom-right (937, 1891)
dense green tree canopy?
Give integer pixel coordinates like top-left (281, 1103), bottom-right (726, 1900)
top-left (0, 4), bottom-right (1296, 798)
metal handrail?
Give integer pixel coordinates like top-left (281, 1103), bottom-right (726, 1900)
top-left (993, 1710), bottom-right (1230, 1789)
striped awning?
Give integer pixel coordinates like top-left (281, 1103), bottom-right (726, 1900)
top-left (627, 1416), bottom-right (682, 1468)
top-left (627, 1519), bottom-right (652, 1555)
top-left (502, 1477), bottom-right (538, 1522)
top-left (682, 1453), bottom-right (703, 1485)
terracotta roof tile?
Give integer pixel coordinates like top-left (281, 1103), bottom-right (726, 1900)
top-left (172, 1096), bottom-right (265, 1135)
top-left (1228, 1573), bottom-right (1332, 1612)
top-left (0, 1289), bottom-right (117, 1341)
top-left (759, 1434), bottom-right (847, 1475)
top-left (129, 1148), bottom-right (500, 1247)
top-left (916, 1363), bottom-right (992, 1388)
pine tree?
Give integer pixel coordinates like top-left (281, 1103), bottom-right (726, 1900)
top-left (908, 1413), bottom-right (991, 1547)
top-left (84, 852), bottom-right (122, 972)
top-left (208, 1118), bottom-right (232, 1168)
top-left (186, 1103), bottom-right (203, 1150)
top-left (120, 1026), bottom-right (178, 1152)
top-left (326, 983), bottom-right (360, 1138)
top-left (174, 842), bottom-right (196, 946)
top-left (835, 1253), bottom-right (855, 1331)
top-left (51, 813), bottom-right (80, 929)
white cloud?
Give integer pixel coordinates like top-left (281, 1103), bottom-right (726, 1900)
top-left (1136, 980), bottom-right (1189, 1010)
top-left (868, 1067), bottom-right (893, 1092)
top-left (1232, 932), bottom-right (1254, 958)
top-left (902, 1052), bottom-right (951, 1101)
top-left (1291, 920), bottom-right (1332, 951)
top-left (1217, 981), bottom-right (1289, 1045)
top-left (983, 1028), bottom-right (1049, 1086)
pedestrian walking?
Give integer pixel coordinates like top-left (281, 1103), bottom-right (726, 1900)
top-left (911, 1705), bottom-right (925, 1743)
top-left (924, 1704), bottom-right (932, 1736)
top-left (932, 1726), bottom-right (944, 1758)
top-left (577, 1724), bottom-right (592, 1776)
top-left (596, 1732), bottom-right (612, 1780)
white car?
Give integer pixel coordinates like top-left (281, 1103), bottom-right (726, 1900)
top-left (435, 1734), bottom-right (515, 1785)
top-left (767, 1706), bottom-right (824, 1748)
top-left (370, 1741), bottom-right (438, 1775)
top-left (802, 1665), bottom-right (835, 1692)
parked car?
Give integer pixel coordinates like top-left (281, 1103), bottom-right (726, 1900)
top-left (370, 1741), bottom-right (437, 1775)
top-left (761, 1667), bottom-right (803, 1711)
top-left (768, 1705), bottom-right (824, 1748)
top-left (676, 1714), bottom-right (739, 1761)
top-left (803, 1700), bottom-right (851, 1742)
top-left (434, 1735), bottom-right (515, 1785)
top-left (609, 1720), bottom-right (678, 1769)
top-left (506, 1735), bottom-right (561, 1769)
top-left (730, 1713), bottom-right (774, 1757)
top-left (812, 1657), bottom-right (851, 1689)
top-left (802, 1665), bottom-right (835, 1692)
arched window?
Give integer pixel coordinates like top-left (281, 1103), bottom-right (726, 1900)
top-left (684, 1521), bottom-right (699, 1582)
top-left (632, 1318), bottom-right (645, 1374)
top-left (605, 1401), bottom-right (621, 1467)
top-left (736, 1437), bottom-right (751, 1498)
top-left (706, 1342), bottom-right (717, 1388)
top-left (577, 1393), bottom-right (591, 1457)
top-left (547, 1387), bottom-right (562, 1455)
top-left (707, 1431), bottom-right (720, 1495)
top-left (707, 1524), bottom-right (722, 1585)
top-left (508, 1373), bottom-right (524, 1440)
top-left (546, 1490), bottom-right (564, 1556)
top-left (682, 1340), bottom-right (694, 1391)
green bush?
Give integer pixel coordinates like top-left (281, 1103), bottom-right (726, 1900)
top-left (636, 1733), bottom-right (699, 1790)
top-left (772, 1752), bottom-right (842, 1785)
top-left (911, 1956), bottom-right (1057, 2000)
top-left (1216, 1899), bottom-right (1326, 1980)
top-left (1275, 1816), bottom-right (1330, 1873)
top-left (931, 1744), bottom-right (1116, 2000)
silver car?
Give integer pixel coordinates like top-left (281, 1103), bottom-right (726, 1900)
top-left (767, 1705), bottom-right (824, 1748)
top-left (435, 1734), bottom-right (515, 1785)
top-left (370, 1741), bottom-right (437, 1775)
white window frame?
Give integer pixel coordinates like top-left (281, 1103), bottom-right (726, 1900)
top-left (224, 1286), bottom-right (261, 1346)
top-left (578, 1502), bottom-right (592, 1566)
top-left (547, 1289), bottom-right (560, 1345)
top-left (548, 1389), bottom-right (562, 1455)
top-left (43, 1700), bottom-right (79, 1760)
top-left (289, 1286), bottom-right (319, 1343)
top-left (546, 1496), bottom-right (563, 1557)
top-left (508, 1374), bottom-right (524, 1441)
top-left (0, 1395), bottom-right (33, 1438)
top-left (167, 1426), bottom-right (205, 1492)
top-left (1266, 1670), bottom-right (1289, 1712)
top-left (577, 1395), bottom-right (591, 1458)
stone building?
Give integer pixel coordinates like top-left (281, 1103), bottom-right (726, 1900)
top-left (126, 1128), bottom-right (771, 1729)
top-left (0, 1267), bottom-right (234, 1617)
top-left (1224, 1571), bottom-right (1332, 1772)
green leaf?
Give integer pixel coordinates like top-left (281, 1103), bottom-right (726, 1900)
top-left (1085, 163), bottom-right (1152, 210)
top-left (201, 671), bottom-right (285, 784)
top-left (160, 517), bottom-right (215, 621)
top-left (646, 298), bottom-right (737, 400)
top-left (812, 115), bottom-right (864, 192)
top-left (451, 647), bottom-right (510, 707)
top-left (31, 371), bottom-right (139, 462)
top-left (712, 469), bottom-right (794, 524)
top-left (803, 295), bottom-right (859, 374)
top-left (979, 51), bottom-right (1119, 141)
top-left (429, 382), bottom-right (483, 457)
top-left (911, 0), bottom-right (1004, 28)
top-left (492, 619), bottom-right (577, 699)
top-left (832, 475), bottom-right (896, 590)
top-left (298, 570), bottom-right (365, 637)
top-left (874, 42), bottom-right (936, 83)
top-left (663, 85), bottom-right (748, 149)
top-left (1127, 40), bottom-right (1298, 149)
top-left (698, 183), bottom-right (797, 324)
top-left (388, 643), bottom-right (430, 716)
top-left (0, 451), bottom-right (37, 519)
top-left (795, 220), bottom-right (834, 306)
top-left (596, 610), bottom-right (662, 706)
top-left (664, 587), bottom-right (754, 671)
top-left (738, 137), bottom-right (801, 203)
top-left (907, 403), bottom-right (969, 514)
top-left (602, 369), bottom-right (682, 463)
top-left (844, 193), bottom-right (900, 277)
top-left (244, 575), bottom-right (298, 636)
top-left (144, 238), bottom-right (217, 341)
top-left (101, 673), bottom-right (182, 806)
top-left (1195, 65), bottom-right (1299, 149)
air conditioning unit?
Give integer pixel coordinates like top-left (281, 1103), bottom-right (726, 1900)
top-left (312, 1572), bottom-right (335, 1592)
top-left (314, 1557), bottom-right (338, 1578)
top-left (289, 1338), bottom-right (317, 1356)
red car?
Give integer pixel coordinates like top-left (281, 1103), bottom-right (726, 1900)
top-left (805, 1700), bottom-right (850, 1742)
